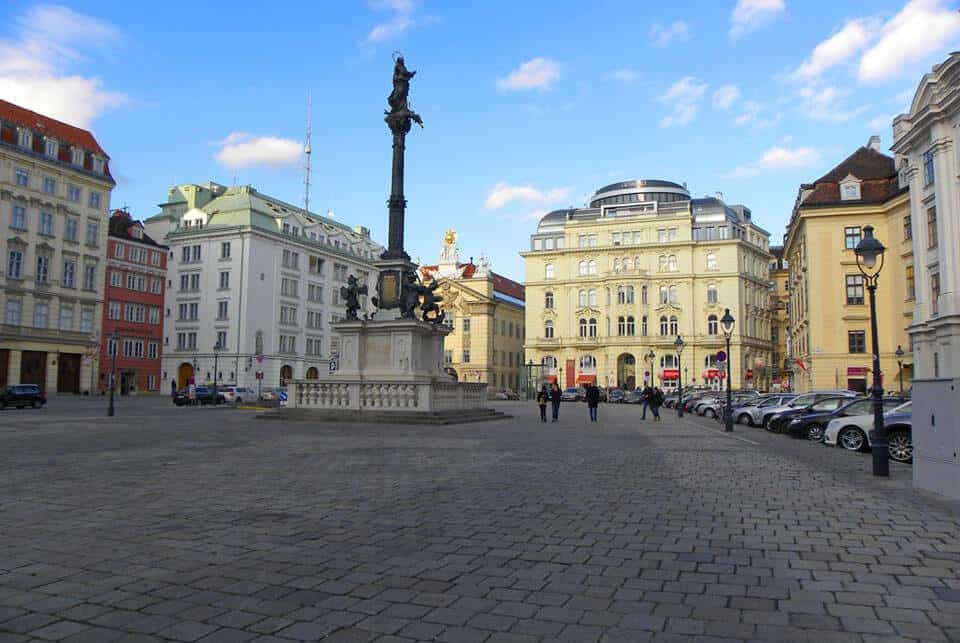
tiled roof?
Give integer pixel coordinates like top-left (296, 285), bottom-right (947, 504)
top-left (108, 210), bottom-right (165, 248)
top-left (0, 99), bottom-right (107, 155)
top-left (420, 262), bottom-right (525, 303)
top-left (801, 146), bottom-right (904, 207)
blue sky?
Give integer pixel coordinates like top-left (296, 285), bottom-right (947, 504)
top-left (3, 0), bottom-right (959, 281)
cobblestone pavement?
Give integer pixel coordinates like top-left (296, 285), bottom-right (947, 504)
top-left (1, 398), bottom-right (959, 642)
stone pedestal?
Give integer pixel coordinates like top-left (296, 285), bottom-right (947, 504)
top-left (286, 318), bottom-right (493, 420)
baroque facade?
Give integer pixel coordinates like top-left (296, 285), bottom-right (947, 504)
top-left (892, 52), bottom-right (960, 500)
top-left (0, 99), bottom-right (114, 394)
top-left (784, 139), bottom-right (913, 394)
top-left (144, 182), bottom-right (382, 391)
top-left (418, 230), bottom-right (525, 392)
top-left (522, 179), bottom-right (773, 392)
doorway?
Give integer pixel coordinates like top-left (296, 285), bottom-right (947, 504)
top-left (280, 364), bottom-right (293, 385)
top-left (120, 371), bottom-right (137, 395)
top-left (177, 362), bottom-right (194, 389)
top-left (20, 351), bottom-right (46, 388)
top-left (617, 353), bottom-right (636, 390)
top-left (57, 353), bottom-right (81, 393)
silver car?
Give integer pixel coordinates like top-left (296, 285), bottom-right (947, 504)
top-left (757, 391), bottom-right (856, 428)
top-left (734, 394), bottom-right (798, 426)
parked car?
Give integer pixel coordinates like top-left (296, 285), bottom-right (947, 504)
top-left (824, 402), bottom-right (913, 460)
top-left (0, 384), bottom-right (46, 409)
top-left (493, 389), bottom-right (520, 400)
top-left (607, 389), bottom-right (625, 403)
top-left (259, 387), bottom-right (284, 401)
top-left (767, 395), bottom-right (857, 434)
top-left (698, 392), bottom-right (758, 419)
top-left (219, 386), bottom-right (256, 404)
top-left (758, 391), bottom-right (856, 429)
top-left (735, 394), bottom-right (797, 426)
top-left (623, 390), bottom-right (643, 404)
top-left (786, 396), bottom-right (907, 441)
top-left (174, 386), bottom-right (223, 406)
top-left (561, 387), bottom-right (581, 402)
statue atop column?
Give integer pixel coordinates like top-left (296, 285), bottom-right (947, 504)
top-left (385, 55), bottom-right (424, 134)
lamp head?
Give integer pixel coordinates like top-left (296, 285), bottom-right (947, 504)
top-left (855, 225), bottom-right (885, 276)
top-left (895, 344), bottom-right (904, 360)
top-left (674, 335), bottom-right (685, 353)
top-left (720, 308), bottom-right (735, 337)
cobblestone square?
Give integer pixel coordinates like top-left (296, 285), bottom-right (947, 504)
top-left (1, 398), bottom-right (959, 642)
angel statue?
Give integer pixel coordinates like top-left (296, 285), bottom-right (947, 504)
top-left (341, 274), bottom-right (367, 320)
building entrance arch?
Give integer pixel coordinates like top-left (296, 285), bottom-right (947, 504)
top-left (177, 363), bottom-right (194, 389)
top-left (617, 353), bottom-right (637, 390)
top-left (280, 364), bottom-right (293, 386)
top-left (305, 367), bottom-right (319, 379)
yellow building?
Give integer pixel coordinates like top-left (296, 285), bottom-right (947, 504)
top-left (522, 179), bottom-right (774, 392)
top-left (419, 231), bottom-right (525, 393)
top-left (768, 246), bottom-right (791, 391)
top-left (1, 99), bottom-right (114, 394)
top-left (784, 138), bottom-right (913, 394)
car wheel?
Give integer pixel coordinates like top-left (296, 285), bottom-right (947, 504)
top-left (887, 430), bottom-right (913, 463)
top-left (737, 413), bottom-right (753, 426)
top-left (704, 408), bottom-right (715, 418)
top-left (806, 424), bottom-right (825, 442)
top-left (838, 427), bottom-right (868, 452)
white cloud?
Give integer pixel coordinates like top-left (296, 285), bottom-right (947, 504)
top-left (794, 18), bottom-right (876, 79)
top-left (796, 83), bottom-right (869, 122)
top-left (214, 132), bottom-right (303, 169)
top-left (867, 114), bottom-right (895, 131)
top-left (859, 0), bottom-right (960, 83)
top-left (731, 145), bottom-right (821, 177)
top-left (659, 76), bottom-right (708, 127)
top-left (649, 21), bottom-right (690, 47)
top-left (496, 58), bottom-right (560, 92)
top-left (485, 182), bottom-right (570, 210)
top-left (712, 85), bottom-right (740, 110)
top-left (366, 0), bottom-right (415, 43)
top-left (0, 5), bottom-right (126, 128)
top-left (730, 0), bottom-right (786, 39)
top-left (606, 68), bottom-right (641, 84)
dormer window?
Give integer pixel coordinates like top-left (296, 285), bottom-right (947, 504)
top-left (839, 174), bottom-right (861, 201)
top-left (131, 227), bottom-right (143, 239)
top-left (17, 129), bottom-right (32, 149)
top-left (72, 148), bottom-right (85, 166)
top-left (44, 138), bottom-right (58, 158)
top-left (93, 157), bottom-right (104, 174)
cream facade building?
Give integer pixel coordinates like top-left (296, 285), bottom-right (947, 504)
top-left (1, 99), bottom-right (114, 394)
top-left (522, 179), bottom-right (773, 392)
top-left (784, 138), bottom-right (913, 394)
top-left (768, 247), bottom-right (791, 391)
top-left (419, 231), bottom-right (525, 392)
top-left (892, 52), bottom-right (960, 500)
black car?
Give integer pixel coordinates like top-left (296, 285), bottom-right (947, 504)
top-left (766, 395), bottom-right (855, 434)
top-left (174, 386), bottom-right (223, 406)
top-left (0, 384), bottom-right (47, 409)
top-left (785, 396), bottom-right (907, 440)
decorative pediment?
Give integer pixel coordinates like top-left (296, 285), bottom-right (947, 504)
top-left (655, 303), bottom-right (682, 313)
top-left (540, 308), bottom-right (557, 319)
top-left (7, 236), bottom-right (27, 247)
top-left (575, 306), bottom-right (602, 316)
top-left (36, 242), bottom-right (56, 253)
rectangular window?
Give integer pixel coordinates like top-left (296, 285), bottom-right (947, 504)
top-left (67, 184), bottom-right (81, 202)
top-left (34, 255), bottom-right (48, 283)
top-left (463, 318), bottom-right (471, 333)
top-left (191, 245), bottom-right (201, 261)
top-left (905, 265), bottom-right (915, 300)
top-left (216, 331), bottom-right (227, 348)
top-left (444, 350), bottom-right (452, 365)
top-left (86, 222), bottom-right (99, 245)
top-left (5, 299), bottom-right (22, 325)
top-left (848, 331), bottom-right (866, 354)
top-left (149, 307), bottom-right (160, 325)
top-left (38, 211), bottom-right (53, 236)
top-left (151, 278), bottom-right (161, 294)
top-left (72, 149), bottom-right (84, 166)
top-left (219, 271), bottom-right (230, 289)
top-left (189, 274), bottom-right (200, 290)
top-left (17, 129), bottom-right (31, 149)
top-left (107, 337), bottom-right (118, 357)
top-left (463, 350), bottom-right (471, 363)
top-left (114, 243), bottom-right (125, 259)
top-left (845, 275), bottom-right (864, 305)
top-left (151, 251), bottom-right (161, 266)
top-left (62, 259), bottom-right (76, 288)
top-left (43, 177), bottom-right (56, 195)
top-left (80, 308), bottom-right (93, 331)
top-left (65, 218), bottom-right (78, 241)
top-left (903, 215), bottom-right (912, 240)
top-left (181, 247), bottom-right (190, 263)
top-left (281, 278), bottom-right (299, 297)
top-left (15, 168), bottom-right (28, 187)
top-left (927, 206), bottom-right (938, 249)
top-left (33, 302), bottom-right (49, 329)
top-left (88, 191), bottom-right (101, 210)
top-left (148, 343), bottom-right (158, 360)
top-left (923, 150), bottom-right (935, 186)
top-left (44, 139), bottom-right (57, 158)
top-left (83, 264), bottom-right (96, 290)
top-left (217, 301), bottom-right (229, 319)
top-left (11, 205), bottom-right (26, 230)
top-left (221, 242), bottom-right (231, 258)
top-left (931, 273), bottom-right (940, 315)
top-left (59, 305), bottom-right (74, 331)
top-left (844, 226), bottom-right (861, 249)
top-left (94, 158), bottom-right (104, 174)
top-left (179, 274), bottom-right (189, 291)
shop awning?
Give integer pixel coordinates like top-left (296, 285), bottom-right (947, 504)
top-left (662, 369), bottom-right (680, 379)
top-left (576, 374), bottom-right (597, 384)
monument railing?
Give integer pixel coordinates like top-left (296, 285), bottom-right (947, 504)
top-left (290, 378), bottom-right (487, 412)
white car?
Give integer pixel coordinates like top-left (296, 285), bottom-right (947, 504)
top-left (218, 386), bottom-right (255, 404)
top-left (823, 401), bottom-right (911, 451)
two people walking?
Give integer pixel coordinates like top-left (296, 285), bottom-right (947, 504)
top-left (537, 383), bottom-right (563, 422)
top-left (641, 385), bottom-right (664, 421)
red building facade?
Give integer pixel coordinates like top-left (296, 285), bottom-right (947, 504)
top-left (99, 211), bottom-right (167, 394)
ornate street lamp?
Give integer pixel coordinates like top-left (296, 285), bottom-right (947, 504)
top-left (107, 330), bottom-right (119, 417)
top-left (213, 340), bottom-right (223, 400)
top-left (674, 335), bottom-right (685, 417)
top-left (720, 309), bottom-right (735, 432)
top-left (855, 225), bottom-right (888, 476)
top-left (895, 344), bottom-right (905, 396)
top-left (645, 350), bottom-right (655, 386)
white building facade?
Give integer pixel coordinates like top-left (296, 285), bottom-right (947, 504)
top-left (892, 52), bottom-right (960, 500)
top-left (144, 182), bottom-right (382, 392)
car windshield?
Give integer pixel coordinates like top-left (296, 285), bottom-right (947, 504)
top-left (809, 398), bottom-right (844, 412)
top-left (889, 401), bottom-right (912, 414)
top-left (757, 397), bottom-right (781, 407)
top-left (843, 399), bottom-right (873, 416)
top-left (788, 396), bottom-right (815, 407)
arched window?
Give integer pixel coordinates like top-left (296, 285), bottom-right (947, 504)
top-left (579, 318), bottom-right (588, 337)
top-left (622, 257), bottom-right (631, 271)
top-left (706, 252), bottom-right (718, 271)
top-left (580, 355), bottom-right (596, 370)
top-left (617, 286), bottom-right (626, 304)
top-left (542, 355), bottom-right (557, 369)
top-left (544, 291), bottom-right (554, 308)
top-left (641, 285), bottom-right (648, 304)
top-left (705, 354), bottom-right (718, 368)
top-left (669, 315), bottom-right (678, 335)
top-left (588, 289), bottom-right (597, 306)
top-left (578, 260), bottom-right (587, 276)
top-left (659, 286), bottom-right (668, 304)
top-left (545, 320), bottom-right (554, 338)
top-left (707, 284), bottom-right (718, 304)
top-left (588, 260), bottom-right (597, 275)
top-left (613, 258), bottom-right (620, 273)
top-left (659, 255), bottom-right (667, 272)
top-left (545, 263), bottom-right (554, 279)
top-left (626, 286), bottom-right (635, 304)
top-left (659, 315), bottom-right (668, 335)
top-left (707, 314), bottom-right (718, 335)
top-left (668, 255), bottom-right (678, 272)
top-left (669, 285), bottom-right (678, 303)
top-left (617, 316), bottom-right (626, 336)
top-left (641, 315), bottom-right (648, 336)
top-left (626, 316), bottom-right (635, 335)
top-left (588, 318), bottom-right (598, 337)
top-left (578, 289), bottom-right (587, 307)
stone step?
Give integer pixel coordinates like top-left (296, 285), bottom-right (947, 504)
top-left (257, 408), bottom-right (511, 425)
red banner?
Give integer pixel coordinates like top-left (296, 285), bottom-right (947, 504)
top-left (704, 369), bottom-right (721, 379)
top-left (847, 367), bottom-right (868, 376)
top-left (576, 374), bottom-right (597, 384)
top-left (662, 369), bottom-right (680, 379)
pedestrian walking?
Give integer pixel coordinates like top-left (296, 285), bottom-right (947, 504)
top-left (536, 385), bottom-right (549, 423)
top-left (586, 383), bottom-right (600, 422)
top-left (641, 384), bottom-right (653, 420)
top-left (170, 380), bottom-right (177, 404)
top-left (650, 387), bottom-right (664, 421)
top-left (549, 382), bottom-right (562, 422)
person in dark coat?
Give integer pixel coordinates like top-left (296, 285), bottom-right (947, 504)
top-left (171, 380), bottom-right (177, 404)
top-left (641, 385), bottom-right (654, 420)
top-left (536, 386), bottom-right (549, 423)
top-left (650, 387), bottom-right (664, 421)
top-left (586, 384), bottom-right (601, 422)
top-left (549, 382), bottom-right (562, 422)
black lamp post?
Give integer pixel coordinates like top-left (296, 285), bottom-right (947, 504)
top-left (855, 225), bottom-right (888, 476)
top-left (895, 345), bottom-right (904, 396)
top-left (645, 350), bottom-right (655, 387)
top-left (107, 330), bottom-right (119, 417)
top-left (675, 335), bottom-right (685, 417)
top-left (720, 308), bottom-right (735, 432)
top-left (213, 341), bottom-right (223, 401)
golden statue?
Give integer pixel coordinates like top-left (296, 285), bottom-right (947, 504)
top-left (443, 229), bottom-right (457, 246)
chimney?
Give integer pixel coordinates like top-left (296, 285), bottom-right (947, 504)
top-left (867, 135), bottom-right (881, 152)
top-left (715, 191), bottom-right (723, 201)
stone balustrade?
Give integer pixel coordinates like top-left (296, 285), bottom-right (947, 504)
top-left (289, 378), bottom-right (488, 413)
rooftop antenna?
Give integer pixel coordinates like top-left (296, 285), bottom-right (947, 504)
top-left (303, 94), bottom-right (313, 214)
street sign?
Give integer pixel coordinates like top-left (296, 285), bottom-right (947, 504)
top-left (329, 359), bottom-right (338, 373)
top-left (716, 350), bottom-right (727, 362)
top-left (278, 389), bottom-right (288, 407)
top-left (255, 370), bottom-right (264, 380)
